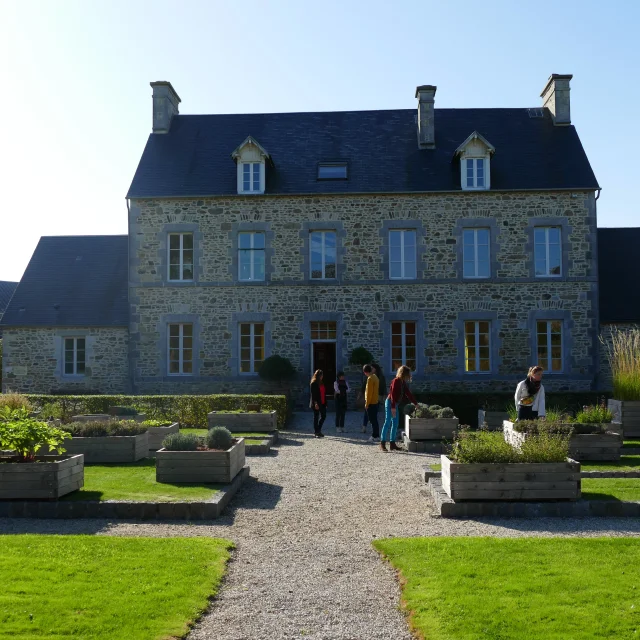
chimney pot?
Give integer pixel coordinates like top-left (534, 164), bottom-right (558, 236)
top-left (150, 81), bottom-right (181, 133)
top-left (541, 74), bottom-right (572, 126)
top-left (415, 85), bottom-right (437, 149)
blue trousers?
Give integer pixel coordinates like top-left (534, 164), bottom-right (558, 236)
top-left (380, 398), bottom-right (399, 443)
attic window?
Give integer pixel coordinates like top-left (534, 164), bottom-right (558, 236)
top-left (528, 108), bottom-right (544, 118)
top-left (318, 162), bottom-right (348, 180)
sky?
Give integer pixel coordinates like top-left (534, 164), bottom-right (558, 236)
top-left (1, 0), bottom-right (638, 282)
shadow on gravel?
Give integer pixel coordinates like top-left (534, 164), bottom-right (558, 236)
top-left (274, 436), bottom-right (304, 447)
top-left (228, 476), bottom-right (283, 512)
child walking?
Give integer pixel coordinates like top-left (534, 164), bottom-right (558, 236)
top-left (333, 371), bottom-right (350, 433)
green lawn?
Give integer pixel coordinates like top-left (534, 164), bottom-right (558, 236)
top-left (180, 428), bottom-right (269, 445)
top-left (61, 459), bottom-right (220, 502)
top-left (375, 537), bottom-right (640, 640)
top-left (581, 455), bottom-right (640, 471)
top-left (582, 478), bottom-right (640, 501)
top-left (623, 440), bottom-right (640, 448)
top-left (0, 535), bottom-right (232, 640)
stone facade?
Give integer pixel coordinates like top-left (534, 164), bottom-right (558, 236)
top-left (598, 323), bottom-right (640, 391)
top-left (1, 327), bottom-right (129, 394)
top-left (128, 190), bottom-right (599, 403)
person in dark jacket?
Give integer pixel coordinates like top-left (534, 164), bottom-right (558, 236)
top-left (333, 371), bottom-right (350, 433)
top-left (310, 369), bottom-right (327, 438)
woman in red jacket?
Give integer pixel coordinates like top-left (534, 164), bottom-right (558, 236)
top-left (379, 365), bottom-right (418, 452)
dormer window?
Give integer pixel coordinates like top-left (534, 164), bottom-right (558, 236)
top-left (231, 136), bottom-right (271, 195)
top-left (454, 131), bottom-right (495, 191)
top-left (318, 162), bottom-right (348, 180)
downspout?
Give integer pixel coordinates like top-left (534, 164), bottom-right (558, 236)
top-left (592, 190), bottom-right (601, 392)
top-left (126, 198), bottom-right (135, 395)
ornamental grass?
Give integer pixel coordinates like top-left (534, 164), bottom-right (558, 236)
top-left (601, 326), bottom-right (640, 401)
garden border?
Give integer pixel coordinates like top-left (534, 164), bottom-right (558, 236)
top-left (0, 465), bottom-right (250, 520)
top-left (422, 466), bottom-right (640, 481)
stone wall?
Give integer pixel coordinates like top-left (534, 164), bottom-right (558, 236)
top-left (1, 327), bottom-right (129, 394)
top-left (128, 190), bottom-right (599, 402)
top-left (598, 323), bottom-right (640, 391)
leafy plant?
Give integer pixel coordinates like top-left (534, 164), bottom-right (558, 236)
top-left (348, 346), bottom-right (374, 366)
top-left (257, 355), bottom-right (296, 381)
top-left (0, 393), bottom-right (32, 412)
top-left (412, 404), bottom-right (455, 419)
top-left (0, 417), bottom-right (70, 462)
top-left (575, 404), bottom-right (613, 424)
top-left (161, 433), bottom-right (200, 451)
top-left (62, 421), bottom-right (147, 437)
top-left (141, 419), bottom-right (172, 427)
top-left (601, 327), bottom-right (640, 401)
top-left (519, 432), bottom-right (571, 463)
top-left (206, 426), bottom-right (234, 451)
top-left (506, 404), bottom-right (518, 422)
top-left (545, 406), bottom-right (572, 423)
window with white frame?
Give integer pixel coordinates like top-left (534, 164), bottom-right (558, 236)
top-left (462, 228), bottom-right (490, 278)
top-left (168, 323), bottom-right (193, 375)
top-left (465, 158), bottom-right (486, 189)
top-left (534, 227), bottom-right (562, 276)
top-left (536, 320), bottom-right (563, 372)
top-left (464, 321), bottom-right (491, 373)
top-left (168, 233), bottom-right (194, 281)
top-left (239, 323), bottom-right (265, 374)
top-left (310, 231), bottom-right (337, 279)
top-left (238, 232), bottom-right (265, 281)
top-left (391, 321), bottom-right (416, 371)
top-left (389, 230), bottom-right (417, 279)
top-left (64, 337), bottom-right (86, 375)
top-left (241, 162), bottom-right (262, 193)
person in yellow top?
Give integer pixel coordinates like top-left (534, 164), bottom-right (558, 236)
top-left (363, 364), bottom-right (380, 443)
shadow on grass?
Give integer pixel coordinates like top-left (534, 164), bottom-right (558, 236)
top-left (580, 493), bottom-right (622, 502)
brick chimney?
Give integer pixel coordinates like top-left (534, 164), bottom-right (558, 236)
top-left (541, 74), bottom-right (572, 126)
top-left (151, 81), bottom-right (181, 133)
top-left (415, 85), bottom-right (437, 149)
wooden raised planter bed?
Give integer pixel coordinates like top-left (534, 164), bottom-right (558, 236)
top-left (441, 455), bottom-right (581, 501)
top-left (503, 420), bottom-right (622, 462)
top-left (478, 410), bottom-right (510, 431)
top-left (146, 422), bottom-right (179, 451)
top-left (207, 411), bottom-right (277, 433)
top-left (608, 400), bottom-right (640, 438)
top-left (64, 433), bottom-right (149, 463)
top-left (156, 438), bottom-right (245, 484)
top-left (0, 454), bottom-right (84, 499)
top-left (405, 415), bottom-right (459, 441)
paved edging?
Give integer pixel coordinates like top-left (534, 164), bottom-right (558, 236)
top-left (0, 465), bottom-right (250, 520)
top-left (427, 477), bottom-right (640, 518)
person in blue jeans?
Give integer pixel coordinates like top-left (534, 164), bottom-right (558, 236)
top-left (380, 365), bottom-right (418, 452)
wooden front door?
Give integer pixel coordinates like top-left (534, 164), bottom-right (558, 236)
top-left (312, 342), bottom-right (336, 397)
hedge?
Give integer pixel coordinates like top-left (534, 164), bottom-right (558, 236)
top-left (26, 394), bottom-right (289, 429)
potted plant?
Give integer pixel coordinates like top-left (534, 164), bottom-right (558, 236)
top-left (602, 327), bottom-right (640, 438)
top-left (142, 419), bottom-right (180, 451)
top-left (503, 404), bottom-right (621, 461)
top-left (156, 427), bottom-right (245, 484)
top-left (60, 420), bottom-right (149, 463)
top-left (442, 429), bottom-right (580, 502)
top-left (405, 404), bottom-right (459, 441)
top-left (0, 409), bottom-right (84, 499)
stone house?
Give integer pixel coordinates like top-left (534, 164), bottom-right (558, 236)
top-left (0, 281), bottom-right (17, 338)
top-left (2, 74), bottom-right (636, 402)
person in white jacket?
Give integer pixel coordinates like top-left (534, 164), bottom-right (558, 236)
top-left (514, 365), bottom-right (546, 421)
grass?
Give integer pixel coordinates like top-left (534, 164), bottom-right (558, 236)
top-left (0, 535), bottom-right (232, 640)
top-left (601, 326), bottom-right (640, 400)
top-left (180, 428), bottom-right (269, 445)
top-left (582, 478), bottom-right (640, 501)
top-left (580, 455), bottom-right (640, 471)
top-left (623, 440), bottom-right (640, 448)
top-left (60, 459), bottom-right (220, 502)
top-left (375, 537), bottom-right (640, 640)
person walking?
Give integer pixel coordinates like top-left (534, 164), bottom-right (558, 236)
top-left (515, 365), bottom-right (546, 421)
top-left (361, 361), bottom-right (385, 433)
top-left (310, 369), bottom-right (327, 438)
top-left (363, 364), bottom-right (380, 443)
top-left (380, 365), bottom-right (418, 452)
top-left (333, 371), bottom-right (350, 433)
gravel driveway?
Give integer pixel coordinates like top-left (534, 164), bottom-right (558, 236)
top-left (2, 410), bottom-right (640, 639)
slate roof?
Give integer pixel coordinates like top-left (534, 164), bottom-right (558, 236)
top-left (128, 108), bottom-right (599, 198)
top-left (1, 236), bottom-right (128, 328)
top-left (0, 281), bottom-right (17, 315)
top-left (598, 228), bottom-right (640, 323)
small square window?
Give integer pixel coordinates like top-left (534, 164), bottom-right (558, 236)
top-left (318, 163), bottom-right (348, 180)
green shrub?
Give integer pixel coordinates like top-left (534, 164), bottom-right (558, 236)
top-left (514, 420), bottom-right (574, 435)
top-left (506, 404), bottom-right (518, 421)
top-left (0, 393), bottom-right (32, 412)
top-left (575, 405), bottom-right (613, 424)
top-left (141, 419), bottom-right (172, 427)
top-left (429, 404), bottom-right (443, 411)
top-left (257, 355), bottom-right (296, 381)
top-left (545, 406), bottom-right (572, 423)
top-left (62, 421), bottom-right (147, 438)
top-left (206, 426), bottom-right (233, 450)
top-left (413, 403), bottom-right (436, 419)
top-left (437, 407), bottom-right (455, 419)
top-left (0, 417), bottom-right (70, 462)
top-left (412, 404), bottom-right (455, 419)
top-left (109, 406), bottom-right (139, 416)
top-left (519, 432), bottom-right (571, 463)
top-left (349, 346), bottom-right (374, 366)
top-left (162, 433), bottom-right (200, 451)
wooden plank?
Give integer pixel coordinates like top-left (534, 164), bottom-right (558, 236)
top-left (446, 461), bottom-right (579, 473)
top-left (451, 489), bottom-right (579, 500)
top-left (448, 472), bottom-right (580, 483)
top-left (451, 481), bottom-right (577, 491)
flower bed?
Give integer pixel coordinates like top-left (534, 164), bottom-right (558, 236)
top-left (207, 410), bottom-right (277, 432)
top-left (405, 404), bottom-right (458, 441)
top-left (61, 421), bottom-right (149, 463)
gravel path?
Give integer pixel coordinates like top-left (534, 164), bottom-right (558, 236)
top-left (2, 411), bottom-right (640, 639)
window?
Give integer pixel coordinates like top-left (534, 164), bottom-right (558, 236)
top-left (465, 158), bottom-right (486, 189)
top-left (168, 323), bottom-right (193, 375)
top-left (537, 320), bottom-right (563, 372)
top-left (241, 162), bottom-right (262, 193)
top-left (464, 321), bottom-right (491, 372)
top-left (64, 337), bottom-right (85, 375)
top-left (318, 162), bottom-right (348, 180)
top-left (239, 323), bottom-right (265, 374)
top-left (534, 227), bottom-right (562, 276)
top-left (238, 232), bottom-right (265, 281)
top-left (389, 230), bottom-right (417, 279)
top-left (310, 231), bottom-right (337, 279)
top-left (463, 228), bottom-right (490, 278)
top-left (168, 233), bottom-right (194, 281)
top-left (391, 321), bottom-right (416, 371)
top-left (310, 321), bottom-right (337, 340)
